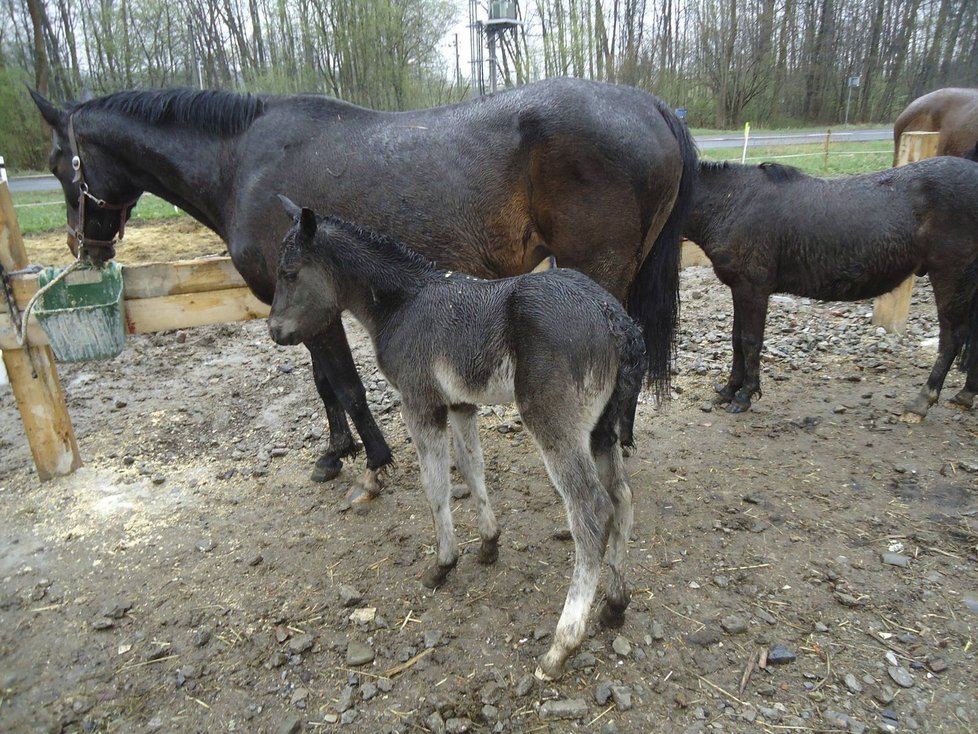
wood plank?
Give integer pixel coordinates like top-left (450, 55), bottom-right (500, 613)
top-left (123, 287), bottom-right (270, 334)
top-left (0, 287), bottom-right (269, 349)
top-left (871, 131), bottom-right (940, 334)
top-left (5, 255), bottom-right (249, 307)
top-left (0, 166), bottom-right (82, 480)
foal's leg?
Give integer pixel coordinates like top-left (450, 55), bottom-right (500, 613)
top-left (593, 443), bottom-right (633, 629)
top-left (308, 321), bottom-right (393, 499)
top-left (404, 405), bottom-right (459, 588)
top-left (728, 287), bottom-right (769, 413)
top-left (533, 443), bottom-right (614, 681)
top-left (715, 288), bottom-right (746, 404)
top-left (449, 405), bottom-right (500, 564)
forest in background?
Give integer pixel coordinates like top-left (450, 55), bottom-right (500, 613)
top-left (1, 0), bottom-right (977, 169)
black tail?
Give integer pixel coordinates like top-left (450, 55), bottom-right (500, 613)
top-left (956, 257), bottom-right (978, 373)
top-left (627, 103), bottom-right (698, 402)
top-left (594, 306), bottom-right (648, 451)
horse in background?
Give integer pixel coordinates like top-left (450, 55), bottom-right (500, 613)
top-left (268, 197), bottom-right (647, 681)
top-left (893, 88), bottom-right (978, 163)
top-left (30, 79), bottom-right (695, 501)
top-left (684, 158), bottom-right (978, 418)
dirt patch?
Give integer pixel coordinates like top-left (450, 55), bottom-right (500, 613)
top-left (1, 219), bottom-right (976, 733)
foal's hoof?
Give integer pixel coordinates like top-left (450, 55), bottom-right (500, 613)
top-left (947, 391), bottom-right (975, 411)
top-left (534, 655), bottom-right (564, 682)
top-left (311, 454), bottom-right (343, 483)
top-left (899, 410), bottom-right (926, 424)
top-left (421, 561), bottom-right (457, 589)
top-left (477, 537), bottom-right (499, 565)
top-left (597, 600), bottom-right (627, 629)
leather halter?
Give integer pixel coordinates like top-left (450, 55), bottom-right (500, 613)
top-left (65, 115), bottom-right (140, 257)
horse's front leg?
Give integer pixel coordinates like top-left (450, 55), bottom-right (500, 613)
top-left (404, 405), bottom-right (458, 588)
top-left (307, 320), bottom-right (393, 502)
top-left (727, 288), bottom-right (768, 414)
top-left (307, 347), bottom-right (356, 482)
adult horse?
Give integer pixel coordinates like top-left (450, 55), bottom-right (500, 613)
top-left (683, 158), bottom-right (978, 418)
top-left (893, 87), bottom-right (978, 163)
top-left (31, 80), bottom-right (696, 496)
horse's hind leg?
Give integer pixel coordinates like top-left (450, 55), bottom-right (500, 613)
top-left (404, 405), bottom-right (459, 588)
top-left (902, 284), bottom-right (963, 421)
top-left (533, 443), bottom-right (614, 681)
top-left (449, 405), bottom-right (500, 564)
top-left (593, 444), bottom-right (632, 629)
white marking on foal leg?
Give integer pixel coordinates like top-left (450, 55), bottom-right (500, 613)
top-left (449, 407), bottom-right (499, 564)
top-left (534, 446), bottom-right (612, 681)
top-left (404, 409), bottom-right (458, 589)
top-left (345, 466), bottom-right (386, 507)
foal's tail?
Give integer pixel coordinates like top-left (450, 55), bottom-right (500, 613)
top-left (594, 307), bottom-right (649, 451)
top-left (628, 102), bottom-right (698, 401)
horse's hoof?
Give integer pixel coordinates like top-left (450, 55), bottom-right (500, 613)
top-left (421, 562), bottom-right (456, 589)
top-left (597, 600), bottom-right (626, 628)
top-left (477, 538), bottom-right (499, 565)
top-left (726, 400), bottom-right (750, 414)
top-left (344, 484), bottom-right (378, 510)
top-left (311, 455), bottom-right (343, 483)
top-left (947, 392), bottom-right (975, 411)
top-left (899, 410), bottom-right (925, 424)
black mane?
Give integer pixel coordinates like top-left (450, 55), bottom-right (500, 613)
top-left (75, 88), bottom-right (264, 136)
top-left (700, 159), bottom-right (805, 184)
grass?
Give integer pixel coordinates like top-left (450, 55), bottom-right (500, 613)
top-left (9, 138), bottom-right (894, 234)
top-left (700, 139), bottom-right (893, 177)
top-left (11, 191), bottom-right (187, 235)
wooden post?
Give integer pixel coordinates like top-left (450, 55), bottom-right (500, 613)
top-left (0, 161), bottom-right (82, 480)
top-left (871, 131), bottom-right (940, 334)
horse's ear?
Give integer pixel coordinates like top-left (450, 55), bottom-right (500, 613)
top-left (299, 208), bottom-right (318, 241)
top-left (276, 193), bottom-right (302, 220)
top-left (27, 87), bottom-right (67, 133)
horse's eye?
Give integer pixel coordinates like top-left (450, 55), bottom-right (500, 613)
top-left (280, 270), bottom-right (298, 283)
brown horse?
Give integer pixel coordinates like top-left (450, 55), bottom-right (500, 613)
top-left (893, 87), bottom-right (978, 163)
top-left (30, 80), bottom-right (696, 498)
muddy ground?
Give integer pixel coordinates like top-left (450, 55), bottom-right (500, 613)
top-left (1, 220), bottom-right (976, 734)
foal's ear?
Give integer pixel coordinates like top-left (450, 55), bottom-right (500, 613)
top-left (299, 208), bottom-right (318, 241)
top-left (276, 193), bottom-right (302, 220)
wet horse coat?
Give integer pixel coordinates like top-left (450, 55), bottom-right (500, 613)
top-left (893, 87), bottom-right (978, 163)
top-left (684, 158), bottom-right (978, 417)
top-left (30, 80), bottom-right (695, 493)
top-left (268, 200), bottom-right (648, 680)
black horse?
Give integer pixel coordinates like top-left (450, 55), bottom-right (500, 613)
top-left (31, 80), bottom-right (695, 497)
top-left (684, 158), bottom-right (978, 418)
top-left (268, 198), bottom-right (646, 680)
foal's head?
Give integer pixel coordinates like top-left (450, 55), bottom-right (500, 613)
top-left (268, 195), bottom-right (340, 346)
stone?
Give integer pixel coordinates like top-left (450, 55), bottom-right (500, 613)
top-left (881, 552), bottom-right (910, 568)
top-left (275, 716), bottom-right (302, 734)
top-left (610, 685), bottom-right (632, 711)
top-left (595, 681), bottom-right (613, 705)
top-left (346, 642), bottom-right (375, 666)
top-left (514, 674), bottom-right (535, 697)
top-left (887, 666), bottom-right (914, 688)
top-left (337, 585), bottom-right (363, 607)
top-left (445, 718), bottom-right (472, 734)
top-left (611, 635), bottom-right (631, 657)
top-left (720, 615), bottom-right (748, 634)
top-left (767, 644), bottom-right (796, 664)
top-left (425, 713), bottom-right (446, 734)
top-left (538, 699), bottom-right (588, 720)
top-left (288, 634), bottom-right (314, 654)
top-left (844, 673), bottom-right (863, 693)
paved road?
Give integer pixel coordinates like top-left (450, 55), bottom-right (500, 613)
top-left (6, 128), bottom-right (893, 194)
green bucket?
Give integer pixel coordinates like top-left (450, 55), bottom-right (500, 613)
top-left (34, 263), bottom-right (126, 362)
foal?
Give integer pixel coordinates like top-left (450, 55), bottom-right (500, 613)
top-left (684, 157), bottom-right (978, 417)
top-left (267, 198), bottom-right (648, 680)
